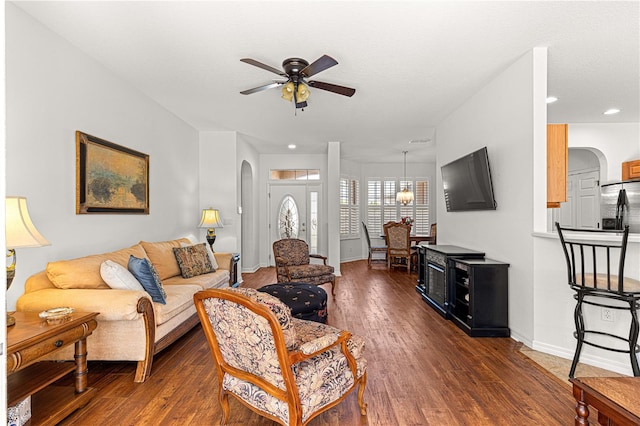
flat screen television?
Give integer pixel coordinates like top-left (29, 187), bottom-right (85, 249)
top-left (441, 147), bottom-right (497, 212)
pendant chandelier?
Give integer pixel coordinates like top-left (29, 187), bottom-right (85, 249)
top-left (396, 151), bottom-right (414, 205)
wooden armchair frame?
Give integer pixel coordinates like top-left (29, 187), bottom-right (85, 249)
top-left (194, 289), bottom-right (367, 426)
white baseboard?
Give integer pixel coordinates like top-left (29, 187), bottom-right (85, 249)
top-left (531, 340), bottom-right (634, 376)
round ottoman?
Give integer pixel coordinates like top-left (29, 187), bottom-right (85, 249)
top-left (258, 283), bottom-right (328, 324)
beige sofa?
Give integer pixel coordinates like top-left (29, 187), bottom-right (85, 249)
top-left (16, 238), bottom-right (232, 382)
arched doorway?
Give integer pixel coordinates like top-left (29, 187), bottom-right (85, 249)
top-left (240, 160), bottom-right (257, 271)
top-left (552, 148), bottom-right (602, 229)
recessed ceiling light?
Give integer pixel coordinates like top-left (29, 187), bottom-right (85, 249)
top-left (288, 144), bottom-right (296, 149)
top-left (409, 138), bottom-right (432, 144)
top-left (546, 96), bottom-right (558, 104)
top-left (603, 108), bottom-right (621, 115)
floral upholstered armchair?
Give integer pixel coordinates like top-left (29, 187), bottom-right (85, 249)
top-left (273, 238), bottom-right (336, 295)
top-left (194, 288), bottom-right (367, 426)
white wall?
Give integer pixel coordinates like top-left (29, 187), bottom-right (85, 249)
top-left (1, 0), bottom-right (7, 416)
top-left (533, 122), bottom-right (640, 375)
top-left (237, 134), bottom-right (261, 273)
top-left (5, 4), bottom-right (200, 309)
top-left (198, 131), bottom-right (239, 254)
top-left (568, 123), bottom-right (640, 183)
top-left (435, 49), bottom-right (546, 345)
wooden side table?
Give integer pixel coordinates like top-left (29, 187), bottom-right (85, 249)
top-left (570, 377), bottom-right (640, 426)
top-left (7, 311), bottom-right (99, 426)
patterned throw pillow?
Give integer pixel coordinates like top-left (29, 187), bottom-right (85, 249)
top-left (128, 255), bottom-right (167, 304)
top-left (173, 243), bottom-right (215, 279)
top-left (179, 242), bottom-right (218, 270)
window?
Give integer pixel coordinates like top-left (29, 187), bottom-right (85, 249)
top-left (367, 177), bottom-right (430, 234)
top-left (270, 169), bottom-right (320, 180)
top-left (278, 195), bottom-right (299, 238)
top-left (340, 177), bottom-right (360, 239)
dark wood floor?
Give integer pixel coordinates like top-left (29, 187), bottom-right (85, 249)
top-left (58, 260), bottom-right (576, 425)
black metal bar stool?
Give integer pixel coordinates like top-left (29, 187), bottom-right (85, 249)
top-left (556, 223), bottom-right (640, 377)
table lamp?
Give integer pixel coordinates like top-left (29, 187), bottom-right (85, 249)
top-left (198, 208), bottom-right (223, 252)
top-left (6, 196), bottom-right (50, 326)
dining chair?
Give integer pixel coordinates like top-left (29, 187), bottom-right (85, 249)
top-left (384, 222), bottom-right (412, 272)
top-left (361, 222), bottom-right (387, 267)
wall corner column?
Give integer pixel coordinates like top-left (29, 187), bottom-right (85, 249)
top-left (327, 142), bottom-right (341, 275)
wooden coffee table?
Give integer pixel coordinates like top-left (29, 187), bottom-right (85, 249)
top-left (570, 376), bottom-right (640, 426)
top-left (7, 311), bottom-right (98, 425)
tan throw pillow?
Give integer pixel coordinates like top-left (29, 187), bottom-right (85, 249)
top-left (173, 243), bottom-right (215, 279)
top-left (47, 244), bottom-right (147, 289)
top-left (140, 238), bottom-right (190, 280)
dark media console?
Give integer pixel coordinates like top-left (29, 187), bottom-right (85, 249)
top-left (416, 244), bottom-right (509, 337)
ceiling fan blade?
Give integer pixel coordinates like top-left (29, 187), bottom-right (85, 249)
top-left (240, 58), bottom-right (287, 77)
top-left (301, 55), bottom-right (338, 78)
top-left (307, 80), bottom-right (356, 97)
top-left (240, 82), bottom-right (283, 95)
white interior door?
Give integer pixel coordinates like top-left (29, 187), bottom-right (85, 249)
top-left (575, 170), bottom-right (600, 229)
top-left (553, 169), bottom-right (600, 229)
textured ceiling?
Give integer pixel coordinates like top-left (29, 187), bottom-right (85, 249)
top-left (12, 1), bottom-right (640, 163)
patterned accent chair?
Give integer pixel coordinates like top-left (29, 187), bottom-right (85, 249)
top-left (194, 288), bottom-right (367, 426)
top-left (273, 239), bottom-right (336, 295)
top-left (384, 221), bottom-right (413, 272)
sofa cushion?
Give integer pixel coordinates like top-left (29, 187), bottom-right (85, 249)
top-left (100, 260), bottom-right (144, 291)
top-left (140, 238), bottom-right (190, 280)
top-left (128, 256), bottom-right (167, 304)
top-left (46, 244), bottom-right (147, 289)
top-left (163, 269), bottom-right (229, 290)
top-left (173, 243), bottom-right (214, 278)
top-left (154, 284), bottom-right (201, 325)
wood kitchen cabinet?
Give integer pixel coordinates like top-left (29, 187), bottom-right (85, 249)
top-left (622, 159), bottom-right (640, 181)
top-left (547, 123), bottom-right (568, 208)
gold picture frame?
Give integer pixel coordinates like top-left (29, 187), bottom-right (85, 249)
top-left (76, 131), bottom-right (149, 214)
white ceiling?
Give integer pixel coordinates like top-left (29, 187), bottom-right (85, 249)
top-left (12, 1), bottom-right (640, 163)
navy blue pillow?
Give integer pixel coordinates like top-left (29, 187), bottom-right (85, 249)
top-left (128, 255), bottom-right (167, 304)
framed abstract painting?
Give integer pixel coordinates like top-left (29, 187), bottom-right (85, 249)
top-left (76, 131), bottom-right (149, 214)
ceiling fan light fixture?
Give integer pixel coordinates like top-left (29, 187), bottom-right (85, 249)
top-left (296, 82), bottom-right (310, 102)
top-left (281, 82), bottom-right (294, 101)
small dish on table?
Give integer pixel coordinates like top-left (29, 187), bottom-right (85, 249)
top-left (39, 307), bottom-right (74, 325)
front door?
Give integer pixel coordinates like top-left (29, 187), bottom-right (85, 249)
top-left (268, 184), bottom-right (322, 265)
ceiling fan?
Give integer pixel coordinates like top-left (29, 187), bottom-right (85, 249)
top-left (240, 55), bottom-right (356, 111)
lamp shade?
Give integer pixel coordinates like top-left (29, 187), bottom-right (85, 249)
top-left (5, 196), bottom-right (50, 248)
top-left (281, 82), bottom-right (295, 101)
top-left (296, 83), bottom-right (310, 102)
top-left (198, 208), bottom-right (224, 229)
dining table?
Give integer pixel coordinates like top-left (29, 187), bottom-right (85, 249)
top-left (380, 234), bottom-right (435, 246)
